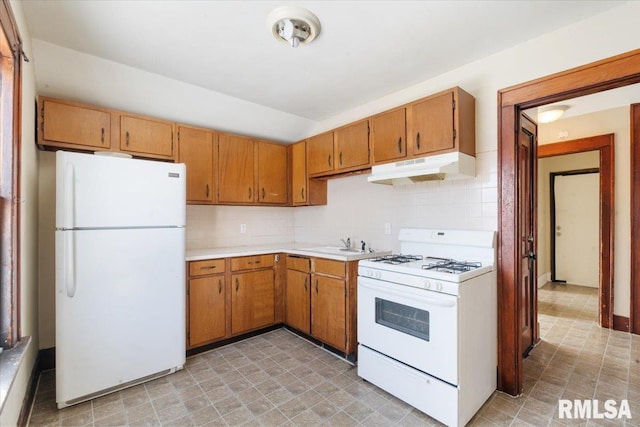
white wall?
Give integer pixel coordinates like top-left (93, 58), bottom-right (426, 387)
top-left (538, 107), bottom-right (631, 316)
top-left (0, 1), bottom-right (39, 426)
top-left (30, 40), bottom-right (315, 144)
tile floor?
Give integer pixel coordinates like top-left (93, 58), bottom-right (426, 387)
top-left (27, 282), bottom-right (639, 426)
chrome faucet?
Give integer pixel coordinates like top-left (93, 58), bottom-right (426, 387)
top-left (340, 237), bottom-right (351, 249)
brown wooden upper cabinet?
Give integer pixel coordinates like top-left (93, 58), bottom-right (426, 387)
top-left (290, 141), bottom-right (307, 205)
top-left (257, 141), bottom-right (288, 204)
top-left (371, 108), bottom-right (407, 164)
top-left (307, 132), bottom-right (334, 176)
top-left (177, 125), bottom-right (215, 203)
top-left (120, 114), bottom-right (174, 159)
top-left (217, 133), bottom-right (255, 204)
top-left (38, 98), bottom-right (111, 150)
top-left (407, 87), bottom-right (475, 158)
top-left (307, 119), bottom-right (371, 178)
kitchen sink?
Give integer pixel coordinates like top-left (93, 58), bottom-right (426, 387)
top-left (301, 246), bottom-right (363, 254)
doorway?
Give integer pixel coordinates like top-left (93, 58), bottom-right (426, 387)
top-left (497, 49), bottom-right (640, 396)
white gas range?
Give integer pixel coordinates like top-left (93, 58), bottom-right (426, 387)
top-left (357, 228), bottom-right (497, 427)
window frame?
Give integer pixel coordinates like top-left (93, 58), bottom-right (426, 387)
top-left (0, 0), bottom-right (23, 350)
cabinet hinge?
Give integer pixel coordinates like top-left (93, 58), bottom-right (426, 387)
top-left (367, 124), bottom-right (370, 136)
top-left (177, 132), bottom-right (180, 142)
top-left (453, 129), bottom-right (457, 141)
top-left (452, 100), bottom-right (456, 110)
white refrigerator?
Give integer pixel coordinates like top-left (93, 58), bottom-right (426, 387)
top-left (55, 151), bottom-right (186, 408)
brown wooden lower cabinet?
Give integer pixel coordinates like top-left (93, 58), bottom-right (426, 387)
top-left (311, 275), bottom-right (346, 350)
top-left (231, 269), bottom-right (275, 335)
top-left (188, 275), bottom-right (226, 348)
top-left (285, 255), bottom-right (312, 334)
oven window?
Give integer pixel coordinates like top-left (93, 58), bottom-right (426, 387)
top-left (375, 298), bottom-right (430, 341)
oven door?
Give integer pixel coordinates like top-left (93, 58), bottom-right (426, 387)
top-left (357, 276), bottom-right (458, 385)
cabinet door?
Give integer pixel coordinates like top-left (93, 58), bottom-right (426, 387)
top-left (218, 134), bottom-right (255, 204)
top-left (334, 119), bottom-right (370, 171)
top-left (257, 141), bottom-right (288, 204)
top-left (411, 91), bottom-right (455, 155)
top-left (307, 132), bottom-right (334, 176)
top-left (121, 115), bottom-right (174, 158)
top-left (231, 269), bottom-right (275, 334)
top-left (41, 99), bottom-right (111, 149)
top-left (188, 275), bottom-right (225, 347)
top-left (285, 269), bottom-right (311, 334)
top-left (311, 275), bottom-right (346, 351)
top-left (178, 126), bottom-right (214, 203)
top-left (372, 108), bottom-right (406, 164)
top-left (291, 141), bottom-right (307, 205)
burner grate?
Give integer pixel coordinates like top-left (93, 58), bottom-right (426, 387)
top-left (371, 254), bottom-right (423, 265)
top-left (421, 260), bottom-right (482, 274)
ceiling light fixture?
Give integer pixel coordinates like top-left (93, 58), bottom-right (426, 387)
top-left (537, 105), bottom-right (569, 123)
top-left (267, 7), bottom-right (321, 48)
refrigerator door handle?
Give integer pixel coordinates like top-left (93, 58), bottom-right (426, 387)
top-left (63, 162), bottom-right (75, 229)
top-left (64, 232), bottom-right (76, 298)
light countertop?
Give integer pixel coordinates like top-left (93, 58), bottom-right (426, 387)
top-left (186, 242), bottom-right (391, 262)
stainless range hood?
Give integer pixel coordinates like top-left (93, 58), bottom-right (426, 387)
top-left (367, 152), bottom-right (475, 185)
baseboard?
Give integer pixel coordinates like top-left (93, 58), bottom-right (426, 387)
top-left (613, 315), bottom-right (630, 332)
top-left (38, 347), bottom-right (55, 371)
top-left (537, 272), bottom-right (551, 288)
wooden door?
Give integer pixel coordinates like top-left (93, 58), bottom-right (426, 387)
top-left (411, 91), bottom-right (455, 155)
top-left (372, 108), bottom-right (406, 164)
top-left (218, 134), bottom-right (255, 204)
top-left (188, 275), bottom-right (225, 347)
top-left (178, 126), bottom-right (214, 203)
top-left (257, 141), bottom-right (288, 204)
top-left (307, 132), bottom-right (334, 176)
top-left (311, 275), bottom-right (346, 351)
top-left (42, 100), bottom-right (111, 149)
top-left (285, 269), bottom-right (311, 334)
top-left (291, 141), bottom-right (308, 205)
top-left (120, 115), bottom-right (173, 157)
top-left (231, 269), bottom-right (275, 334)
top-left (334, 119), bottom-right (370, 171)
top-left (519, 114), bottom-right (537, 357)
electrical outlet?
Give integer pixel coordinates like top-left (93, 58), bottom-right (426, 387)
top-left (240, 224), bottom-right (247, 234)
top-left (384, 222), bottom-right (392, 235)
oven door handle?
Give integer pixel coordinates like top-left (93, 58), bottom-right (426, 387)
top-left (359, 279), bottom-right (457, 308)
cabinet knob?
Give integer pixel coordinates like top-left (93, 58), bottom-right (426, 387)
top-left (126, 131), bottom-right (130, 146)
top-left (328, 154), bottom-right (332, 167)
top-left (339, 152), bottom-right (343, 166)
top-left (304, 277), bottom-right (307, 292)
top-left (205, 184), bottom-right (210, 198)
top-left (315, 279), bottom-right (319, 293)
top-left (398, 137), bottom-right (402, 153)
top-left (218, 279), bottom-right (222, 294)
top-left (416, 132), bottom-right (420, 150)
top-left (235, 278), bottom-right (239, 292)
top-left (262, 188), bottom-right (266, 200)
top-left (301, 187), bottom-right (305, 200)
top-left (248, 187), bottom-right (252, 200)
top-left (101, 128), bottom-right (105, 144)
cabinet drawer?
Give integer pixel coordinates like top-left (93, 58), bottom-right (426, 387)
top-left (189, 259), bottom-right (225, 277)
top-left (287, 255), bottom-right (311, 273)
top-left (313, 258), bottom-right (346, 278)
top-left (231, 254), bottom-right (274, 271)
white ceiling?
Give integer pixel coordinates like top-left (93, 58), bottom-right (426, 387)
top-left (22, 1), bottom-right (625, 122)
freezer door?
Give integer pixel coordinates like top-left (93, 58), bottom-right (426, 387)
top-left (56, 151), bottom-right (186, 229)
top-left (55, 227), bottom-right (185, 406)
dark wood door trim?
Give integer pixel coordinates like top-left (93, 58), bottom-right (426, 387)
top-left (632, 104), bottom-right (640, 335)
top-left (498, 48), bottom-right (640, 396)
top-left (540, 134), bottom-right (614, 329)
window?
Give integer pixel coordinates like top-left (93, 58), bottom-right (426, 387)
top-left (0, 0), bottom-right (23, 350)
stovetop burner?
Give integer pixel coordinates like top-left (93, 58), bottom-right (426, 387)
top-left (370, 254), bottom-right (423, 265)
top-left (422, 260), bottom-right (482, 274)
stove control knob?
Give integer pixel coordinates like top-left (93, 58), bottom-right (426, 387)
top-left (435, 281), bottom-right (443, 291)
top-left (366, 269), bottom-right (373, 277)
top-left (423, 280), bottom-right (432, 289)
top-left (375, 271), bottom-right (382, 279)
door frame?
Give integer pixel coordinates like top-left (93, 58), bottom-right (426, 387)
top-left (539, 134), bottom-right (614, 322)
top-left (497, 49), bottom-right (640, 396)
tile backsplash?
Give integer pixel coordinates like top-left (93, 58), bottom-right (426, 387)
top-left (186, 150), bottom-right (498, 252)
